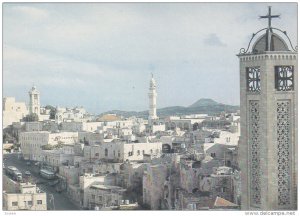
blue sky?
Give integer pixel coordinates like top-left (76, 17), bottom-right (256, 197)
top-left (3, 3), bottom-right (297, 114)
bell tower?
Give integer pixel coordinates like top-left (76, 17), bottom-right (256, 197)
top-left (28, 85), bottom-right (40, 116)
top-left (238, 7), bottom-right (297, 210)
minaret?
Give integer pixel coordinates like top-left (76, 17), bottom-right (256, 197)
top-left (238, 7), bottom-right (297, 210)
top-left (148, 74), bottom-right (158, 123)
top-left (28, 85), bottom-right (40, 116)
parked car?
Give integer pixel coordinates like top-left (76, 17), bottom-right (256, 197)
top-left (25, 171), bottom-right (31, 176)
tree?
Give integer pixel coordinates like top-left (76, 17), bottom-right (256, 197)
top-left (45, 105), bottom-right (57, 119)
top-left (193, 123), bottom-right (199, 131)
top-left (23, 113), bottom-right (39, 122)
top-left (41, 144), bottom-right (54, 150)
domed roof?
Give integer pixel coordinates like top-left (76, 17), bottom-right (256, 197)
top-left (252, 31), bottom-right (289, 53)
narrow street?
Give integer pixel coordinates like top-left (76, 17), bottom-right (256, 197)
top-left (3, 153), bottom-right (80, 210)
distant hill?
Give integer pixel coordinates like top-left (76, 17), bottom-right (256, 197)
top-left (99, 98), bottom-right (239, 119)
top-left (189, 98), bottom-right (219, 107)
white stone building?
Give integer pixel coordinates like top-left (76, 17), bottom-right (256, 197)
top-left (78, 131), bottom-right (103, 146)
top-left (55, 107), bottom-right (89, 124)
top-left (132, 123), bottom-right (146, 134)
top-left (165, 118), bottom-right (204, 131)
top-left (25, 122), bottom-right (43, 132)
top-left (150, 124), bottom-right (166, 133)
top-left (99, 141), bottom-right (163, 162)
top-left (84, 184), bottom-right (126, 210)
top-left (61, 121), bottom-right (103, 132)
top-left (20, 131), bottom-right (78, 161)
top-left (3, 176), bottom-right (47, 211)
top-left (143, 164), bottom-right (168, 209)
top-left (209, 166), bottom-right (234, 202)
top-left (121, 162), bottom-right (147, 189)
top-left (42, 149), bottom-right (74, 168)
top-left (3, 97), bottom-right (28, 128)
top-left (59, 165), bottom-right (80, 185)
top-left (80, 173), bottom-right (121, 208)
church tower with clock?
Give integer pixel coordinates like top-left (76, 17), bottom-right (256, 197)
top-left (238, 7), bottom-right (297, 210)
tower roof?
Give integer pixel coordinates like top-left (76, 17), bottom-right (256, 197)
top-left (29, 85), bottom-right (39, 94)
top-left (239, 6), bottom-right (297, 55)
top-left (252, 32), bottom-right (289, 53)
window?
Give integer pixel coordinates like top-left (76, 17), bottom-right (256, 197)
top-left (27, 201), bottom-right (33, 206)
top-left (211, 153), bottom-right (216, 158)
top-left (113, 150), bottom-right (116, 157)
top-left (12, 202), bottom-right (18, 206)
top-left (275, 66), bottom-right (294, 91)
top-left (137, 150), bottom-right (140, 156)
top-left (150, 149), bottom-right (153, 154)
top-left (246, 67), bottom-right (261, 92)
top-left (118, 151), bottom-right (120, 157)
top-left (92, 195), bottom-right (95, 199)
top-left (105, 148), bottom-right (108, 157)
top-left (95, 153), bottom-right (99, 157)
top-left (37, 200), bottom-right (43, 205)
top-left (99, 196), bottom-right (103, 202)
top-left (142, 150), bottom-right (145, 155)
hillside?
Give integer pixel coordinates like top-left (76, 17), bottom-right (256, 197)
top-left (189, 98), bottom-right (219, 107)
top-left (99, 99), bottom-right (239, 119)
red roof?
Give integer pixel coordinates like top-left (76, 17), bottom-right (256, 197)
top-left (214, 196), bottom-right (239, 208)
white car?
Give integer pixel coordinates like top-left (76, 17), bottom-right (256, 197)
top-left (25, 171), bottom-right (31, 176)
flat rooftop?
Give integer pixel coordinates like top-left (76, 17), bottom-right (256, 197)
top-left (90, 184), bottom-right (125, 191)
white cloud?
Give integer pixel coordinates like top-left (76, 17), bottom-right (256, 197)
top-left (204, 33), bottom-right (226, 47)
top-left (11, 5), bottom-right (48, 19)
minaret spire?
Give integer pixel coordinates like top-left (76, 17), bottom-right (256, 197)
top-left (148, 74), bottom-right (158, 124)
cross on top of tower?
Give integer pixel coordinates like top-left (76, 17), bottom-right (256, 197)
top-left (259, 6), bottom-right (280, 29)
